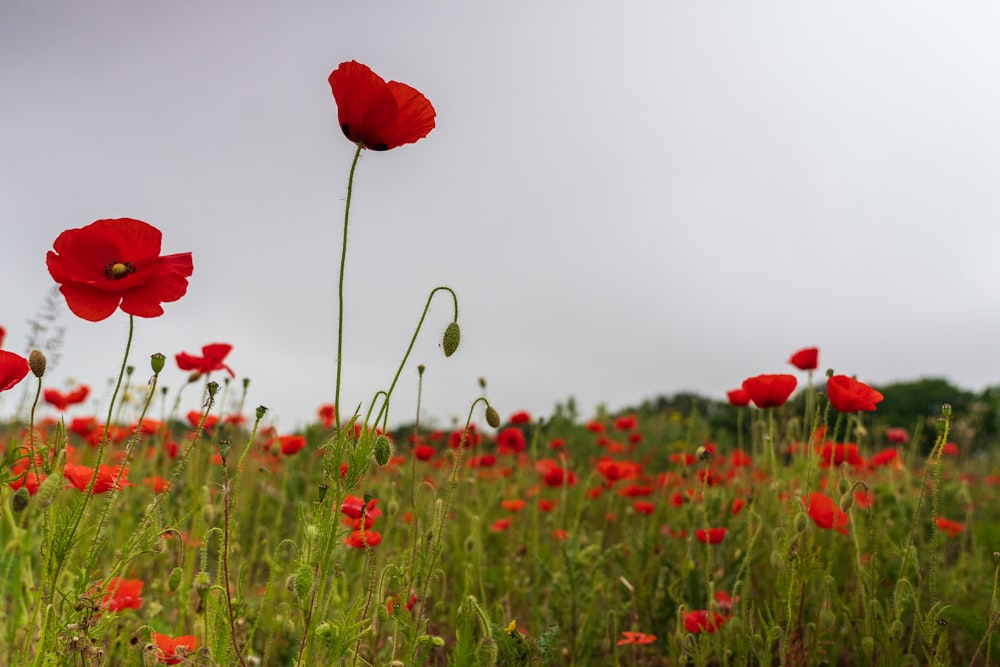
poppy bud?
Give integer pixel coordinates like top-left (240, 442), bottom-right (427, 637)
top-left (475, 637), bottom-right (499, 666)
top-left (839, 492), bottom-right (854, 513)
top-left (35, 472), bottom-right (62, 510)
top-left (819, 608), bottom-right (836, 628)
top-left (293, 564), bottom-right (314, 608)
top-left (193, 571), bottom-right (211, 597)
top-left (418, 364), bottom-right (425, 375)
top-left (794, 512), bottom-right (809, 533)
top-left (187, 371), bottom-right (202, 383)
top-left (28, 350), bottom-right (46, 378)
top-left (838, 478), bottom-right (850, 495)
top-left (485, 406), bottom-right (501, 428)
top-left (316, 621), bottom-right (334, 645)
top-left (167, 567), bottom-right (183, 593)
top-left (374, 435), bottom-right (391, 466)
top-left (150, 353), bottom-right (166, 374)
top-left (11, 486), bottom-right (29, 512)
top-left (861, 636), bottom-right (875, 658)
top-left (478, 377), bottom-right (487, 390)
top-left (889, 620), bottom-right (905, 640)
top-left (442, 322), bottom-right (461, 357)
top-left (376, 599), bottom-right (390, 623)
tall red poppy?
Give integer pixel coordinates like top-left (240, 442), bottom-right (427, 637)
top-left (175, 343), bottom-right (235, 377)
top-left (788, 347), bottom-right (819, 371)
top-left (0, 351), bottom-right (30, 392)
top-left (695, 527), bottom-right (727, 544)
top-left (741, 374), bottom-right (797, 409)
top-left (43, 385), bottom-right (90, 411)
top-left (684, 610), bottom-right (727, 634)
top-left (826, 375), bottom-right (884, 413)
top-left (46, 218), bottom-right (193, 321)
top-left (329, 61), bottom-right (435, 151)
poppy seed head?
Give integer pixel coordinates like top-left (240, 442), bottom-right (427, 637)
top-left (28, 350), bottom-right (46, 378)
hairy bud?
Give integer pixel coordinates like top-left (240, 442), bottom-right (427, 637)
top-left (485, 406), bottom-right (501, 428)
top-left (167, 567), bottom-right (183, 593)
top-left (374, 435), bottom-right (392, 466)
top-left (12, 486), bottom-right (29, 512)
top-left (442, 322), bottom-right (461, 357)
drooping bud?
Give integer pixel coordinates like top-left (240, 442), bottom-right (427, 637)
top-left (150, 353), bottom-right (166, 374)
top-left (11, 486), bottom-right (29, 512)
top-left (794, 512), bottom-right (809, 533)
top-left (442, 322), bottom-right (461, 357)
top-left (374, 435), bottom-right (392, 466)
top-left (839, 492), bottom-right (854, 513)
top-left (28, 350), bottom-right (46, 378)
top-left (293, 564), bottom-right (314, 608)
top-left (485, 406), bottom-right (501, 428)
top-left (167, 567), bottom-right (183, 593)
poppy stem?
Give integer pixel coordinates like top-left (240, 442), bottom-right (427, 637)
top-left (334, 142), bottom-right (364, 451)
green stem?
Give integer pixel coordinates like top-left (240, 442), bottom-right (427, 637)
top-left (334, 142), bottom-right (364, 451)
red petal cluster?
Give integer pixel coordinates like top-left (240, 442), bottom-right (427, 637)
top-left (741, 374), bottom-right (797, 409)
top-left (175, 343), bottom-right (235, 377)
top-left (46, 218), bottom-right (193, 321)
top-left (329, 61), bottom-right (435, 151)
top-left (826, 375), bottom-right (884, 413)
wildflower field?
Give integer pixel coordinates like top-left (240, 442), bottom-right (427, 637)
top-left (3, 60), bottom-right (1000, 667)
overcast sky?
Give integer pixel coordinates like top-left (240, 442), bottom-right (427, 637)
top-left (3, 2), bottom-right (1000, 432)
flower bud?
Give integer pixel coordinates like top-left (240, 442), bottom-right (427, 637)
top-left (28, 350), bottom-right (46, 378)
top-left (485, 406), bottom-right (501, 428)
top-left (861, 636), bottom-right (875, 658)
top-left (167, 567), bottom-right (183, 593)
top-left (442, 322), bottom-right (461, 357)
top-left (374, 435), bottom-right (392, 466)
top-left (475, 637), bottom-right (499, 666)
top-left (150, 353), bottom-right (166, 374)
top-left (11, 486), bottom-right (29, 512)
top-left (293, 564), bottom-right (314, 608)
top-left (794, 512), bottom-right (809, 533)
top-left (193, 571), bottom-right (211, 597)
top-left (839, 492), bottom-right (854, 513)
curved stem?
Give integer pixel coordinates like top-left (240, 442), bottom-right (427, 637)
top-left (370, 286), bottom-right (459, 428)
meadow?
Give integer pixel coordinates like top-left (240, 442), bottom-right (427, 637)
top-left (3, 60), bottom-right (1000, 666)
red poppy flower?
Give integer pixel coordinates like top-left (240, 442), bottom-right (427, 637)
top-left (317, 403), bottom-right (336, 428)
top-left (46, 218), bottom-right (193, 321)
top-left (684, 610), bottom-right (726, 634)
top-left (275, 435), bottom-right (306, 456)
top-left (936, 517), bottom-right (964, 537)
top-left (633, 501), bottom-right (656, 515)
top-left (817, 442), bottom-right (864, 468)
top-left (43, 385), bottom-right (90, 411)
top-left (741, 374), bottom-right (797, 409)
top-left (614, 415), bottom-right (638, 431)
top-left (509, 410), bottom-right (532, 424)
top-left (724, 388), bottom-right (750, 407)
top-left (536, 459), bottom-right (576, 486)
top-left (501, 498), bottom-right (526, 512)
top-left (870, 447), bottom-right (899, 467)
top-left (328, 61), bottom-right (435, 151)
top-left (64, 463), bottom-right (131, 494)
top-left (414, 444), bottom-right (436, 461)
top-left (826, 375), bottom-right (884, 413)
top-left (143, 476), bottom-right (170, 494)
top-left (0, 351), bottom-right (30, 392)
top-left (497, 427), bottom-right (527, 455)
top-left (885, 427), bottom-right (909, 443)
top-left (175, 343), bottom-right (235, 377)
top-left (585, 420), bottom-right (606, 434)
top-left (100, 577), bottom-right (144, 612)
top-left (340, 495), bottom-right (381, 520)
top-left (788, 347), bottom-right (819, 371)
top-left (805, 492), bottom-right (849, 535)
top-left (151, 632), bottom-right (197, 665)
top-left (345, 528), bottom-right (383, 548)
top-left (695, 527), bottom-right (727, 544)
top-left (0, 326), bottom-right (4, 348)
top-left (490, 518), bottom-right (512, 532)
top-left (617, 631), bottom-right (657, 645)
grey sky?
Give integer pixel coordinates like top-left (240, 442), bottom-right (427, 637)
top-left (3, 2), bottom-right (1000, 431)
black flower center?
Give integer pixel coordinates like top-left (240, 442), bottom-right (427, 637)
top-left (104, 261), bottom-right (136, 280)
